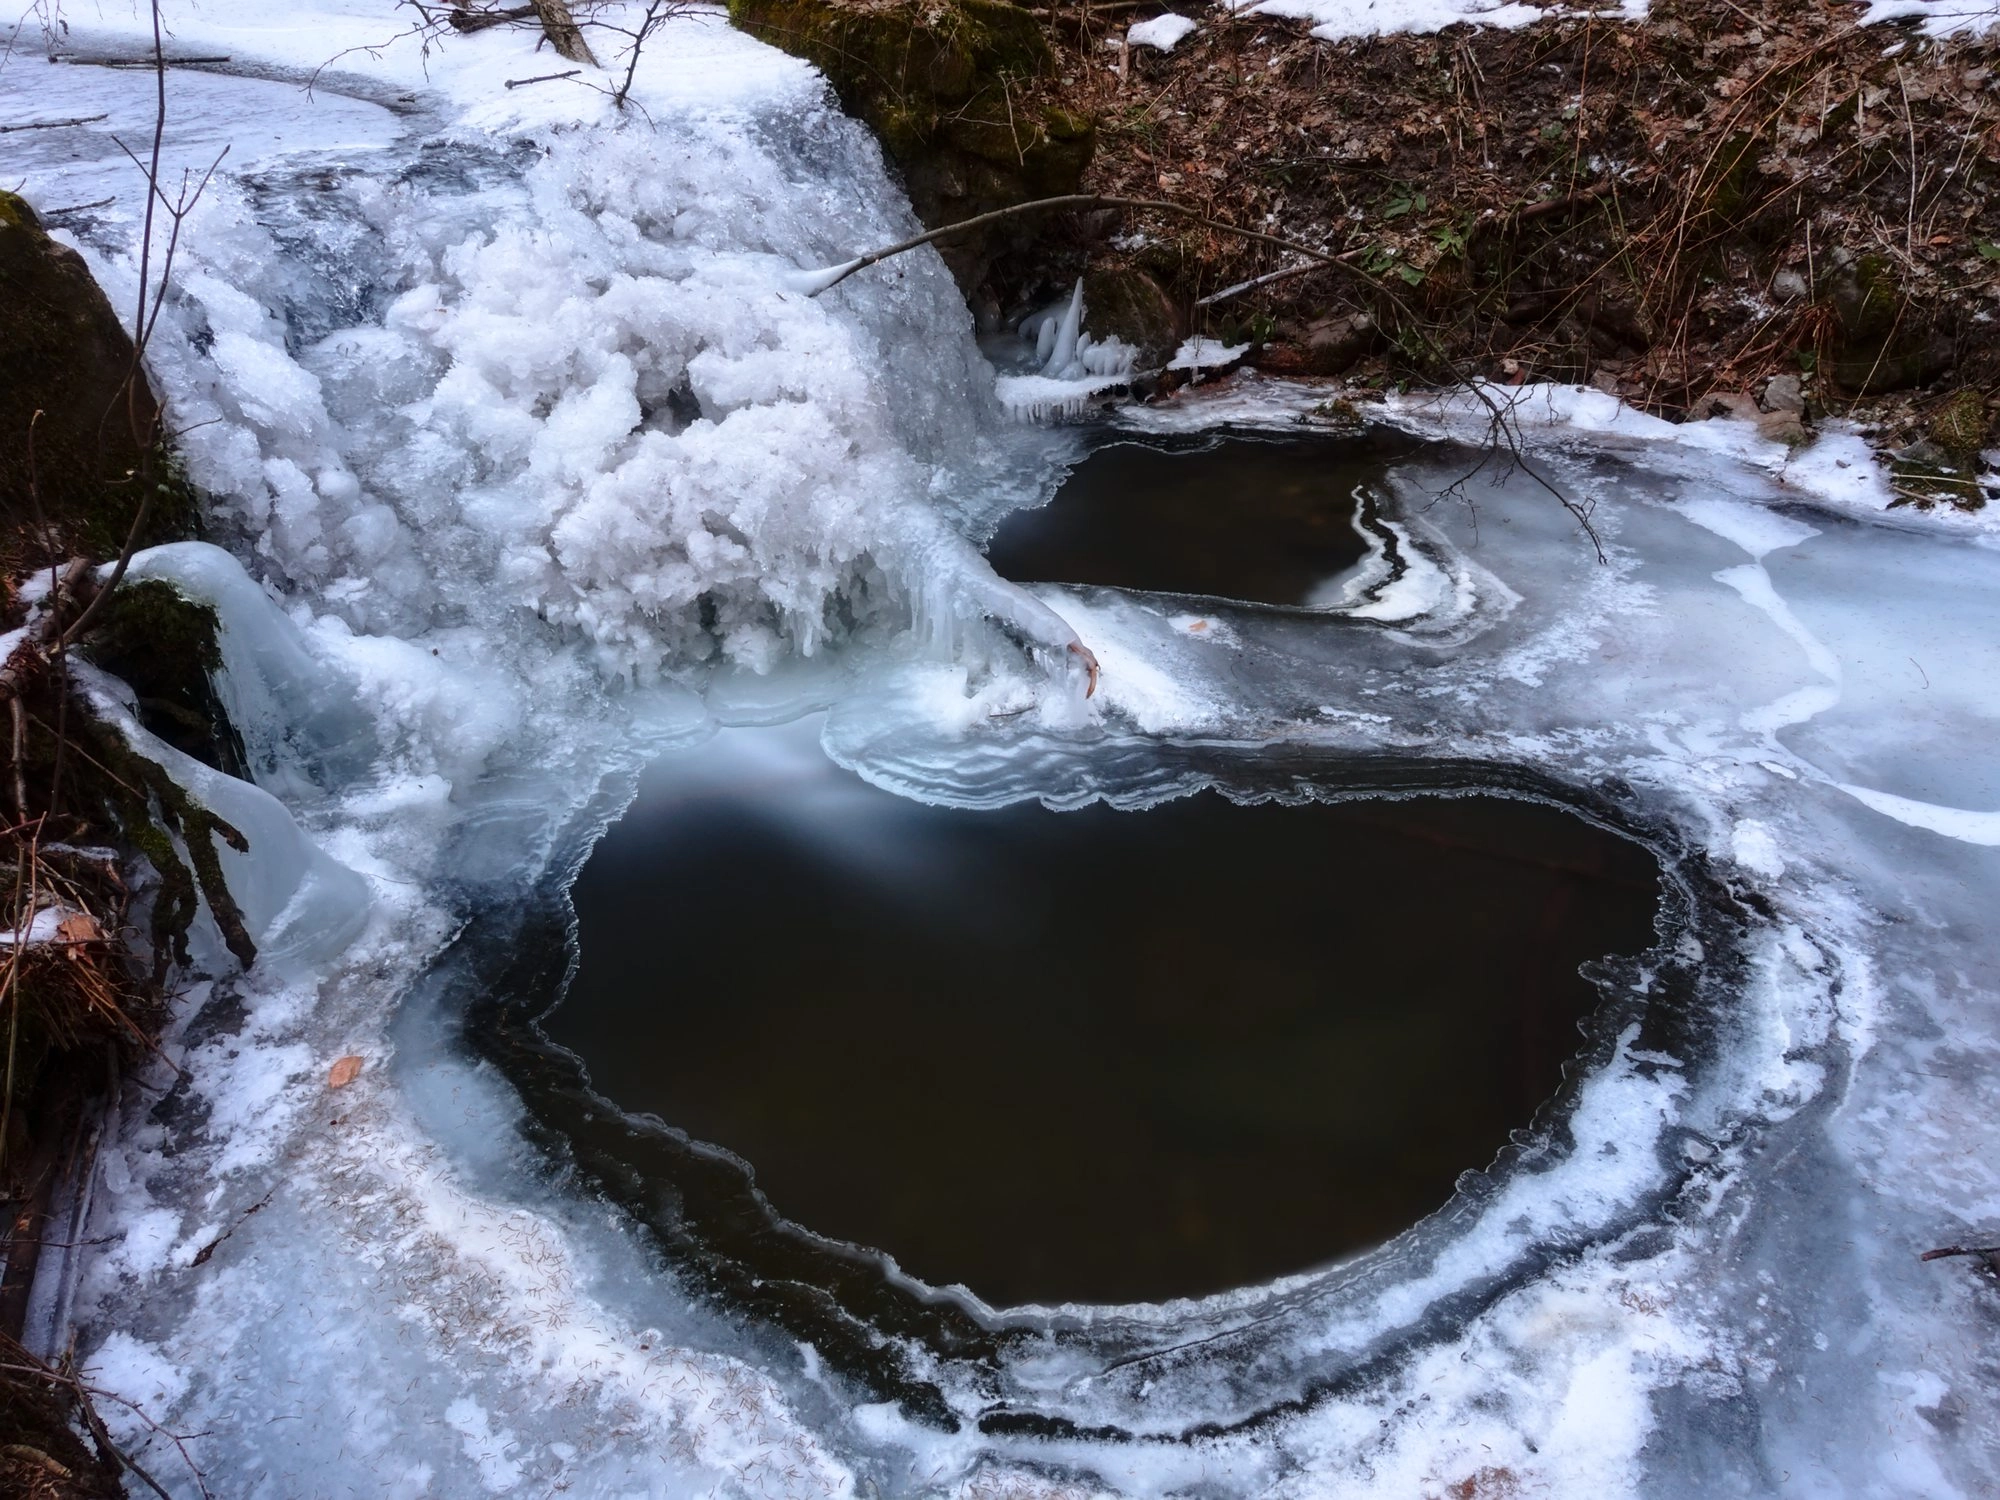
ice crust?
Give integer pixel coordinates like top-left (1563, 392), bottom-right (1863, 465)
top-left (7, 5), bottom-right (2000, 1498)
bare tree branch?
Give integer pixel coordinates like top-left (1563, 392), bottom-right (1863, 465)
top-left (809, 193), bottom-right (1602, 555)
top-left (0, 113), bottom-right (108, 133)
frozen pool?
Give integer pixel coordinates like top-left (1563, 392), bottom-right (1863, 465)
top-left (538, 727), bottom-right (1663, 1310)
top-left (982, 434), bottom-right (1412, 606)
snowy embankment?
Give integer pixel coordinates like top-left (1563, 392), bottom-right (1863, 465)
top-left (1121, 0), bottom-right (1995, 58)
top-left (3, 2), bottom-right (1999, 1497)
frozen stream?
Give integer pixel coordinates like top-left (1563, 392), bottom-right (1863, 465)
top-left (5, 5), bottom-right (2000, 1496)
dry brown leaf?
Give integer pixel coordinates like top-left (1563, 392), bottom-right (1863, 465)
top-left (328, 1055), bottom-right (364, 1090)
top-left (54, 910), bottom-right (104, 945)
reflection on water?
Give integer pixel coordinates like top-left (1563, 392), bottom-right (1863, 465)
top-left (983, 435), bottom-right (1398, 604)
top-left (547, 732), bottom-right (1662, 1308)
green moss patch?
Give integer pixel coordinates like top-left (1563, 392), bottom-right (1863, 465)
top-left (729, 0), bottom-right (1092, 294)
top-left (78, 579), bottom-right (247, 777)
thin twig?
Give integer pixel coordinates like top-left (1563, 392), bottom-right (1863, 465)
top-left (1194, 256), bottom-right (1336, 308)
top-left (98, 54), bottom-right (230, 68)
top-left (0, 112), bottom-right (107, 132)
top-left (806, 192), bottom-right (1359, 296)
top-left (0, 827), bottom-right (41, 1175)
top-left (37, 196), bottom-right (117, 218)
top-left (1923, 1243), bottom-right (2000, 1264)
top-left (63, 137), bottom-right (228, 653)
top-left (8, 701), bottom-right (25, 827)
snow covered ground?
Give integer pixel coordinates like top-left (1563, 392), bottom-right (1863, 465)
top-left (1122, 0), bottom-right (1997, 78)
top-left (1217, 0), bottom-right (1642, 43)
top-left (5, 3), bottom-right (2000, 1496)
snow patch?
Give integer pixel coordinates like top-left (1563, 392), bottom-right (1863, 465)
top-left (1128, 13), bottom-right (1200, 50)
top-left (1857, 0), bottom-right (2000, 37)
top-left (1169, 335), bottom-right (1251, 372)
top-left (1220, 0), bottom-right (1646, 42)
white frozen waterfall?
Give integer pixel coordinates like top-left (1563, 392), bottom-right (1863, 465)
top-left (5, 5), bottom-right (2000, 1499)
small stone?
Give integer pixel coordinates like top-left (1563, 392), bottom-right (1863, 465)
top-left (1302, 312), bottom-right (1377, 374)
top-left (1702, 392), bottom-right (1761, 422)
top-left (1761, 373), bottom-right (1805, 414)
top-left (1756, 409), bottom-right (1809, 447)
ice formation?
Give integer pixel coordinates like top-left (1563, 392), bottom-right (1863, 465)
top-left (1205, 0), bottom-right (1990, 50)
top-left (996, 280), bottom-right (1140, 421)
top-left (5, 4), bottom-right (2000, 1498)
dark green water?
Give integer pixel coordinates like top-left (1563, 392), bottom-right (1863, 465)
top-left (547, 751), bottom-right (1662, 1308)
top-left (983, 436), bottom-right (1389, 603)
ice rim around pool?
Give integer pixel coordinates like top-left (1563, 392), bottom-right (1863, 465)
top-left (416, 434), bottom-right (1759, 1439)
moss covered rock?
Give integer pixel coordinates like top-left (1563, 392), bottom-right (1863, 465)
top-left (79, 578), bottom-right (247, 777)
top-left (1825, 252), bottom-right (1956, 395)
top-left (0, 190), bottom-right (196, 561)
top-left (1928, 387), bottom-right (1990, 461)
top-left (1080, 268), bottom-right (1180, 367)
top-left (729, 0), bottom-right (1093, 297)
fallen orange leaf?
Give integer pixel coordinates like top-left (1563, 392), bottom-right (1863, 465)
top-left (55, 910), bottom-right (104, 945)
top-left (327, 1055), bottom-right (364, 1090)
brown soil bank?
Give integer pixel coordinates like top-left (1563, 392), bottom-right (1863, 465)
top-left (743, 0), bottom-right (2000, 501)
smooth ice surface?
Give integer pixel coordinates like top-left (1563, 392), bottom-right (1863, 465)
top-left (9, 5), bottom-right (2000, 1498)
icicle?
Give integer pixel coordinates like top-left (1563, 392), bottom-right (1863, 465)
top-left (884, 503), bottom-right (1098, 699)
top-left (1035, 315), bottom-right (1057, 364)
top-left (1081, 336), bottom-right (1136, 377)
top-left (1043, 278), bottom-right (1086, 380)
top-left (994, 373), bottom-right (1129, 422)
